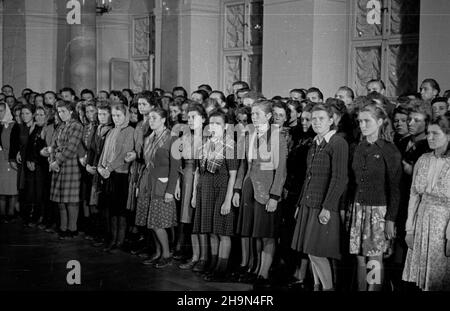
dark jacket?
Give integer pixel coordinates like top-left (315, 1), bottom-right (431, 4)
top-left (147, 131), bottom-right (181, 198)
top-left (299, 133), bottom-right (348, 212)
top-left (351, 139), bottom-right (402, 222)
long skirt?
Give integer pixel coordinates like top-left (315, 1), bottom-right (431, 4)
top-left (402, 196), bottom-right (450, 291)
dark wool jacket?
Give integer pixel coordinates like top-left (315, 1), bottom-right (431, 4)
top-left (350, 139), bottom-right (402, 222)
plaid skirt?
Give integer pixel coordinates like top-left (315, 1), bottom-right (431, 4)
top-left (193, 171), bottom-right (235, 236)
top-left (50, 157), bottom-right (81, 204)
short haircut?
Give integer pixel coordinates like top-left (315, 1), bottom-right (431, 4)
top-left (307, 87), bottom-right (324, 100)
top-left (60, 87), bottom-right (76, 97)
top-left (367, 79), bottom-right (386, 90)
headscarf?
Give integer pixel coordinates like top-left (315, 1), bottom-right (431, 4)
top-left (0, 103), bottom-right (14, 128)
top-left (100, 106), bottom-right (130, 169)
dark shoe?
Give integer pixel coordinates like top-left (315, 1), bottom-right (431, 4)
top-left (154, 257), bottom-right (173, 269)
top-left (173, 250), bottom-right (184, 261)
top-left (108, 244), bottom-right (123, 254)
top-left (179, 259), bottom-right (199, 270)
top-left (204, 271), bottom-right (227, 282)
top-left (103, 242), bottom-right (116, 252)
top-left (142, 253), bottom-right (161, 265)
top-left (288, 280), bottom-right (306, 291)
top-left (68, 230), bottom-right (78, 238)
top-left (192, 260), bottom-right (208, 273)
top-left (253, 276), bottom-right (271, 290)
top-left (58, 230), bottom-right (69, 240)
top-left (239, 272), bottom-right (257, 284)
top-left (93, 241), bottom-right (105, 248)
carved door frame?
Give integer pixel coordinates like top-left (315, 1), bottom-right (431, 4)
top-left (348, 0), bottom-right (420, 98)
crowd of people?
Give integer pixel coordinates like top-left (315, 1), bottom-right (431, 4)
top-left (0, 78), bottom-right (449, 292)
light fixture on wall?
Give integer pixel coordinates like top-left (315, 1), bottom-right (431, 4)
top-left (82, 0), bottom-right (112, 15)
top-left (96, 0), bottom-right (112, 15)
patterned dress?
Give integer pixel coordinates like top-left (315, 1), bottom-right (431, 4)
top-left (50, 119), bottom-right (83, 204)
top-left (192, 136), bottom-right (238, 236)
top-left (402, 153), bottom-right (450, 291)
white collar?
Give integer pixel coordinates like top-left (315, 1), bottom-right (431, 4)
top-left (314, 130), bottom-right (336, 145)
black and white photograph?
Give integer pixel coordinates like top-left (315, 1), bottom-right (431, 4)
top-left (0, 0), bottom-right (449, 304)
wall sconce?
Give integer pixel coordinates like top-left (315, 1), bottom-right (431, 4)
top-left (96, 0), bottom-right (112, 15)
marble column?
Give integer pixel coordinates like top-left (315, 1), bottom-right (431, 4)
top-left (68, 0), bottom-right (97, 94)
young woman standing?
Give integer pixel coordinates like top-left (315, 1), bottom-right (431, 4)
top-left (49, 101), bottom-right (83, 239)
top-left (97, 103), bottom-right (134, 252)
top-left (143, 108), bottom-right (180, 268)
top-left (348, 102), bottom-right (402, 291)
top-left (192, 110), bottom-right (238, 281)
top-left (233, 100), bottom-right (288, 289)
top-left (291, 104), bottom-right (349, 291)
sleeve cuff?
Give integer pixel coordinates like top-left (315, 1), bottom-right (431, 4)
top-left (269, 194), bottom-right (280, 201)
top-left (233, 189), bottom-right (242, 196)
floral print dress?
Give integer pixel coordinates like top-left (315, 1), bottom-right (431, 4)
top-left (402, 153), bottom-right (450, 291)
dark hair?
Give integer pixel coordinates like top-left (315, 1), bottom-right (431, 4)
top-left (192, 89), bottom-right (209, 101)
top-left (367, 79), bottom-right (386, 91)
top-left (198, 84), bottom-right (212, 93)
top-left (208, 109), bottom-right (228, 124)
top-left (235, 106), bottom-right (252, 124)
top-left (2, 84), bottom-right (13, 91)
top-left (80, 89), bottom-right (95, 98)
top-left (60, 87), bottom-right (76, 97)
top-left (97, 102), bottom-right (111, 113)
top-left (443, 90), bottom-right (450, 99)
top-left (393, 105), bottom-right (410, 117)
top-left (205, 98), bottom-right (220, 111)
top-left (307, 87), bottom-right (324, 101)
top-left (359, 101), bottom-right (394, 142)
top-left (44, 90), bottom-right (57, 98)
top-left (172, 86), bottom-right (188, 98)
top-left (187, 102), bottom-right (208, 125)
top-left (150, 107), bottom-right (169, 128)
top-left (56, 100), bottom-right (77, 119)
top-left (286, 99), bottom-right (302, 114)
top-left (289, 89), bottom-right (306, 100)
top-left (122, 88), bottom-right (134, 98)
top-left (421, 78), bottom-right (441, 95)
top-left (431, 97), bottom-right (449, 107)
top-left (23, 101), bottom-right (36, 112)
top-left (326, 98), bottom-right (347, 117)
top-left (99, 90), bottom-right (110, 97)
top-left (302, 101), bottom-right (314, 113)
top-left (409, 99), bottom-right (432, 125)
top-left (272, 101), bottom-right (290, 127)
top-left (337, 86), bottom-right (355, 100)
top-left (430, 113), bottom-right (450, 135)
top-left (210, 90), bottom-right (226, 103)
top-left (153, 88), bottom-right (165, 97)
